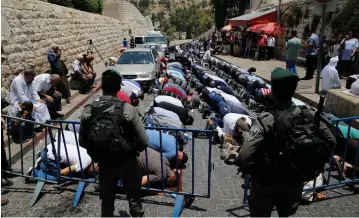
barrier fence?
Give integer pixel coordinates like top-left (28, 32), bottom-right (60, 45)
top-left (241, 115), bottom-right (359, 206)
top-left (1, 116), bottom-right (213, 217)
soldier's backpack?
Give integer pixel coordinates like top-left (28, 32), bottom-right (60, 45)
top-left (271, 106), bottom-right (331, 183)
top-left (86, 100), bottom-right (133, 162)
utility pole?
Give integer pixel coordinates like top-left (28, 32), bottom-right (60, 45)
top-left (315, 0), bottom-right (329, 93)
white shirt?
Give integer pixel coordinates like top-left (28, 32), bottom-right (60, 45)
top-left (33, 74), bottom-right (52, 94)
top-left (203, 50), bottom-right (211, 61)
top-left (9, 74), bottom-right (40, 105)
top-left (155, 95), bottom-right (183, 108)
top-left (223, 113), bottom-right (252, 136)
top-left (267, 37), bottom-right (275, 47)
top-left (70, 59), bottom-right (84, 74)
top-left (121, 84), bottom-right (139, 97)
top-left (219, 92), bottom-right (241, 105)
top-left (122, 80), bottom-right (141, 93)
top-left (47, 130), bottom-right (91, 172)
top-left (153, 107), bottom-right (181, 122)
top-left (321, 57), bottom-right (341, 91)
top-left (327, 44), bottom-right (340, 58)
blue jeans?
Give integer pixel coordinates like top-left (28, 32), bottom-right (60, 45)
top-left (286, 60), bottom-right (297, 74)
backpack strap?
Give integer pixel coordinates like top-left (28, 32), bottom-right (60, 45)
top-left (90, 99), bottom-right (126, 119)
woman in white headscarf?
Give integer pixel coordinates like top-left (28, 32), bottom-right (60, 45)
top-left (321, 56), bottom-right (342, 93)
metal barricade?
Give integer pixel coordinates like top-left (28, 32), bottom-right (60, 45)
top-left (35, 120), bottom-right (213, 217)
top-left (241, 115), bottom-right (359, 206)
top-left (1, 115), bottom-right (62, 207)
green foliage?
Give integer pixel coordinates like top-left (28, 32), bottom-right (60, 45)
top-left (70, 0), bottom-right (103, 13)
top-left (347, 9), bottom-right (359, 35)
top-left (326, 12), bottom-right (333, 25)
top-left (291, 6), bottom-right (302, 27)
top-left (165, 26), bottom-right (176, 40)
top-left (151, 13), bottom-right (157, 22)
top-left (331, 0), bottom-right (359, 35)
top-left (47, 0), bottom-right (73, 7)
top-left (311, 14), bottom-right (321, 33)
top-left (95, 0), bottom-right (103, 14)
top-left (166, 2), bottom-right (214, 38)
top-left (211, 0), bottom-right (229, 30)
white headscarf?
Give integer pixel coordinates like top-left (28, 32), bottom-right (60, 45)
top-left (321, 56), bottom-right (341, 91)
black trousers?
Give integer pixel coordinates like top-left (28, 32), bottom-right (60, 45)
top-left (40, 88), bottom-right (62, 119)
top-left (249, 179), bottom-right (303, 217)
top-left (72, 73), bottom-right (92, 94)
top-left (99, 156), bottom-right (143, 217)
top-left (305, 55), bottom-right (318, 79)
top-left (258, 46), bottom-right (266, 60)
top-left (267, 46), bottom-right (274, 59)
top-left (338, 60), bottom-right (353, 77)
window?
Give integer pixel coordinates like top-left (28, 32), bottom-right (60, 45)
top-left (117, 51), bottom-right (154, 64)
top-left (145, 36), bottom-right (167, 44)
top-left (135, 37), bottom-right (144, 44)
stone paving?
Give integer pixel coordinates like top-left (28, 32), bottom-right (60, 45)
top-left (2, 90), bottom-right (359, 217)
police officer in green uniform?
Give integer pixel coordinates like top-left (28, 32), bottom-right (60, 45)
top-left (237, 68), bottom-right (337, 217)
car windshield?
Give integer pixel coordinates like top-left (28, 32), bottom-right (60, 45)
top-left (117, 51), bottom-right (153, 64)
top-left (145, 36), bottom-right (167, 44)
top-left (135, 37), bottom-right (144, 44)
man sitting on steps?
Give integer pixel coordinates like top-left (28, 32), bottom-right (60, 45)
top-left (32, 73), bottom-right (63, 119)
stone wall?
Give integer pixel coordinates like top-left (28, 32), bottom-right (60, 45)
top-left (275, 0), bottom-right (346, 60)
top-left (1, 0), bottom-right (150, 88)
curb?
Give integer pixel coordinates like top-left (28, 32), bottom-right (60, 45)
top-left (213, 55), bottom-right (319, 109)
top-left (5, 83), bottom-right (102, 165)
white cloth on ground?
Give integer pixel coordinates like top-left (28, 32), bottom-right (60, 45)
top-left (9, 74), bottom-right (50, 124)
top-left (223, 113), bottom-right (252, 136)
top-left (321, 56), bottom-right (341, 91)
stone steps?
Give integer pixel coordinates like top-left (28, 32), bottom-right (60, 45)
top-left (2, 63), bottom-right (107, 166)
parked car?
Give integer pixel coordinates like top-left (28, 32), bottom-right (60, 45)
top-left (145, 35), bottom-right (168, 50)
top-left (145, 44), bottom-right (165, 58)
top-left (107, 48), bottom-right (160, 89)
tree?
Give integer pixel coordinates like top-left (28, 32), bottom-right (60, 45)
top-left (47, 0), bottom-right (73, 7)
top-left (151, 13), bottom-right (157, 22)
top-left (95, 0), bottom-right (104, 14)
top-left (331, 0), bottom-right (359, 34)
top-left (72, 0), bottom-right (100, 13)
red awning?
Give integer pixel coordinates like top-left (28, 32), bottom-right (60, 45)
top-left (247, 22), bottom-right (282, 35)
top-left (229, 8), bottom-right (277, 26)
top-left (221, 24), bottom-right (232, 32)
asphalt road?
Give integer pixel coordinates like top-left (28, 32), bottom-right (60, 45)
top-left (2, 89), bottom-right (359, 217)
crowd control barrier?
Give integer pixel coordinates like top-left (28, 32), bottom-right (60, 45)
top-left (2, 117), bottom-right (213, 217)
top-left (241, 115), bottom-right (359, 206)
top-left (1, 115), bottom-right (62, 207)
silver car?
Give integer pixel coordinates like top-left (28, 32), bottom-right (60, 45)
top-left (108, 48), bottom-right (160, 89)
